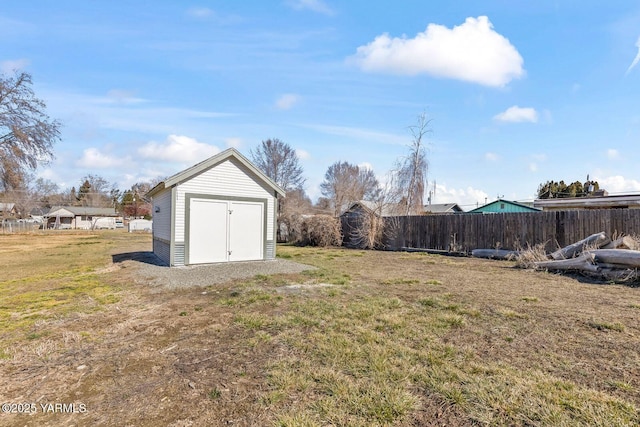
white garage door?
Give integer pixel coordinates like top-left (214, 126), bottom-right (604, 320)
top-left (229, 201), bottom-right (264, 262)
top-left (188, 198), bottom-right (264, 264)
top-left (189, 199), bottom-right (228, 264)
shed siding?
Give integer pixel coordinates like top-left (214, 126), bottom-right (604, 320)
top-left (174, 243), bottom-right (185, 266)
top-left (266, 240), bottom-right (275, 259)
top-left (153, 238), bottom-right (170, 265)
top-left (152, 189), bottom-right (172, 241)
top-left (174, 158), bottom-right (275, 244)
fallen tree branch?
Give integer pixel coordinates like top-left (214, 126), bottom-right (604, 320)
top-left (602, 235), bottom-right (639, 250)
top-left (591, 249), bottom-right (640, 268)
top-left (534, 252), bottom-right (599, 273)
top-left (549, 232), bottom-right (610, 260)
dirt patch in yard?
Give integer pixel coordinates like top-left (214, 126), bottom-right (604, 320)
top-left (1, 235), bottom-right (639, 426)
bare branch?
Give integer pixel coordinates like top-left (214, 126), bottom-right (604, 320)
top-left (390, 112), bottom-right (431, 215)
top-left (250, 138), bottom-right (307, 241)
top-left (0, 71), bottom-right (60, 191)
top-left (320, 161), bottom-right (380, 217)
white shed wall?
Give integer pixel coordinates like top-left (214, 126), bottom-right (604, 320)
top-left (174, 158), bottom-right (275, 243)
top-left (152, 188), bottom-right (172, 241)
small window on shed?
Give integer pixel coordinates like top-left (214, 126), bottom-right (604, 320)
top-left (500, 203), bottom-right (505, 210)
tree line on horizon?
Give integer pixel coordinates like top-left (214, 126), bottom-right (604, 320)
top-left (537, 179), bottom-right (601, 199)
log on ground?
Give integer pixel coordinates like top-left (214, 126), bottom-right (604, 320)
top-left (591, 249), bottom-right (640, 268)
top-left (550, 232), bottom-right (610, 260)
top-left (535, 252), bottom-right (599, 273)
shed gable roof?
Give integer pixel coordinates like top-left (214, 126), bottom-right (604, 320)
top-left (147, 148), bottom-right (286, 197)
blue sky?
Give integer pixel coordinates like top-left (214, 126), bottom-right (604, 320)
top-left (2, 1), bottom-right (640, 209)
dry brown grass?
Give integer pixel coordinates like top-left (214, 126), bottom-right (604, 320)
top-left (1, 234), bottom-right (639, 426)
top-left (514, 242), bottom-right (549, 269)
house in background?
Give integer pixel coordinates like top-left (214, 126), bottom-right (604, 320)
top-left (534, 192), bottom-right (640, 211)
top-left (468, 199), bottom-right (540, 214)
top-left (0, 202), bottom-right (16, 218)
top-left (424, 203), bottom-right (463, 214)
top-left (45, 206), bottom-right (119, 229)
top-left (147, 148), bottom-right (285, 266)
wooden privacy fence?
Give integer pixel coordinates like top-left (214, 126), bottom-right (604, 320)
top-left (344, 210), bottom-right (640, 253)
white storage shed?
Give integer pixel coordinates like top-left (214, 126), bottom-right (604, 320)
top-left (147, 148), bottom-right (285, 266)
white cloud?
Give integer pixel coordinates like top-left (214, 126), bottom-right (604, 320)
top-left (358, 161), bottom-right (373, 171)
top-left (104, 89), bottom-right (146, 105)
top-left (494, 106), bottom-right (538, 123)
top-left (303, 123), bottom-right (407, 145)
top-left (433, 183), bottom-right (489, 210)
top-left (225, 137), bottom-right (243, 148)
top-left (485, 152), bottom-right (499, 162)
top-left (138, 135), bottom-right (220, 163)
top-left (186, 7), bottom-right (214, 18)
top-left (1, 58), bottom-right (29, 74)
top-left (626, 36), bottom-right (640, 75)
top-left (76, 148), bottom-right (132, 169)
top-left (275, 93), bottom-right (300, 110)
top-left (348, 16), bottom-right (524, 87)
top-left (594, 175), bottom-right (640, 193)
top-left (606, 148), bottom-right (619, 159)
top-left (44, 89), bottom-right (234, 135)
top-left (296, 148), bottom-right (311, 160)
top-left (527, 153), bottom-right (547, 172)
top-left (36, 168), bottom-right (66, 189)
top-left (287, 0), bottom-right (334, 15)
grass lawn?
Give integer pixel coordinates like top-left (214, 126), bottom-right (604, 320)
top-left (0, 232), bottom-right (639, 426)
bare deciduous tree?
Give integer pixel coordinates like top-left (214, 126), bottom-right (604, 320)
top-left (250, 138), bottom-right (307, 241)
top-left (320, 161), bottom-right (380, 217)
top-left (391, 112), bottom-right (431, 215)
top-left (250, 138), bottom-right (305, 191)
top-left (12, 177), bottom-right (61, 217)
top-left (0, 71), bottom-right (61, 191)
top-left (76, 174), bottom-right (118, 207)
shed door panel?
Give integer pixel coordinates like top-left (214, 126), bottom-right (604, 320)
top-left (189, 198), bottom-right (228, 264)
top-left (229, 201), bottom-right (263, 262)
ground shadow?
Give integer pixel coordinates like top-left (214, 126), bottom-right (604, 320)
top-left (112, 251), bottom-right (167, 266)
top-left (572, 273), bottom-right (640, 287)
top-left (503, 264), bottom-right (640, 287)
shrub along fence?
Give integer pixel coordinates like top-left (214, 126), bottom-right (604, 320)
top-left (343, 210), bottom-right (640, 253)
